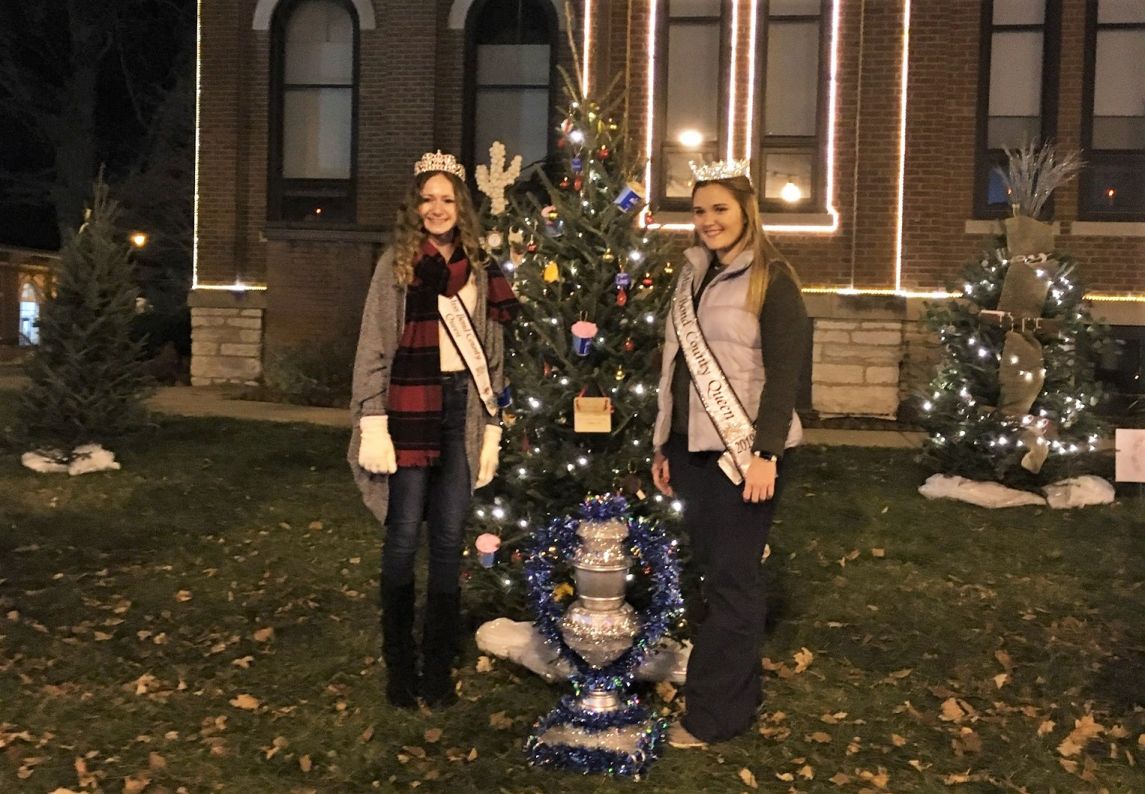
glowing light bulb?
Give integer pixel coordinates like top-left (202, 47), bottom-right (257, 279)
top-left (677, 129), bottom-right (703, 148)
top-left (780, 179), bottom-right (802, 204)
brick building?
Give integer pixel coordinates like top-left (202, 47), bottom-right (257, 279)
top-left (193, 0), bottom-right (1143, 416)
top-left (0, 246), bottom-right (56, 348)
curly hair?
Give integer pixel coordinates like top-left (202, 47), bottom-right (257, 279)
top-left (391, 171), bottom-right (487, 285)
top-left (692, 175), bottom-right (800, 314)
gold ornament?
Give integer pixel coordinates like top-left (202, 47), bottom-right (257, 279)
top-left (543, 260), bottom-right (559, 282)
top-left (602, 249), bottom-right (615, 264)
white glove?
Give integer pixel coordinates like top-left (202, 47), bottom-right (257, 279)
top-left (358, 415), bottom-right (397, 474)
top-left (475, 424), bottom-right (503, 489)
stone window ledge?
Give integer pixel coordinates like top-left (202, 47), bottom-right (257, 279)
top-left (261, 224), bottom-right (389, 244)
top-left (965, 219), bottom-right (1145, 237)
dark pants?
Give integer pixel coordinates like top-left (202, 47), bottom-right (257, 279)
top-left (383, 372), bottom-right (471, 594)
top-left (665, 433), bottom-right (789, 743)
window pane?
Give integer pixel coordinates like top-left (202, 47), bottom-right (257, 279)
top-left (1098, 0), bottom-right (1145, 24)
top-left (769, 0), bottom-right (821, 14)
top-left (993, 0), bottom-right (1044, 25)
top-left (1083, 160), bottom-right (1145, 212)
top-left (283, 88), bottom-right (352, 178)
top-left (475, 88), bottom-right (550, 166)
top-left (763, 152), bottom-right (813, 202)
top-left (665, 20), bottom-right (720, 144)
top-left (986, 167), bottom-right (1011, 205)
top-left (664, 149), bottom-right (716, 198)
top-left (477, 44), bottom-right (550, 86)
top-left (476, 0), bottom-right (550, 43)
top-left (765, 20), bottom-right (819, 136)
top-left (670, 0), bottom-right (720, 18)
top-left (987, 29), bottom-right (1042, 147)
top-left (988, 116), bottom-right (1042, 148)
top-left (1093, 29), bottom-right (1145, 149)
top-left (285, 0), bottom-right (353, 85)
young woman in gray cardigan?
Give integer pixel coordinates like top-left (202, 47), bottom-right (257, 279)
top-left (651, 163), bottom-right (809, 747)
top-left (349, 151), bottom-right (517, 708)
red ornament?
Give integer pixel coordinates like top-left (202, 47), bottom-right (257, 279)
top-left (624, 337), bottom-right (635, 352)
top-left (573, 175), bottom-right (584, 191)
top-left (641, 276), bottom-right (653, 287)
top-left (616, 289), bottom-right (628, 307)
top-left (559, 176), bottom-right (570, 189)
top-left (598, 146), bottom-right (610, 159)
top-left (527, 240), bottom-right (538, 253)
top-left (557, 137), bottom-right (567, 149)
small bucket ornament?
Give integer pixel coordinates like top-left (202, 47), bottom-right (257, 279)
top-left (475, 533), bottom-right (501, 568)
top-left (571, 319), bottom-right (598, 356)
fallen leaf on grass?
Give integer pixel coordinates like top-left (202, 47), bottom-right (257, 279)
top-left (793, 647), bottom-right (814, 673)
top-left (1058, 715), bottom-right (1105, 757)
top-left (252, 627), bottom-right (275, 642)
top-left (424, 728), bottom-right (443, 744)
top-left (299, 754), bottom-right (312, 772)
top-left (942, 770), bottom-right (979, 785)
top-left (263, 736), bottom-right (289, 759)
top-left (175, 590), bottom-right (192, 602)
top-left (994, 650), bottom-right (1013, 671)
top-left (1059, 758), bottom-right (1078, 774)
top-left (939, 698), bottom-right (967, 723)
top-left (489, 711), bottom-right (513, 730)
top-left (871, 548), bottom-right (886, 558)
top-left (889, 668), bottom-right (913, 680)
top-left (475, 656), bottom-right (494, 673)
top-left (308, 521), bottom-right (324, 530)
top-left (49, 789), bottom-right (83, 794)
top-left (908, 760), bottom-right (931, 772)
top-left (402, 745), bottom-right (427, 759)
top-left (229, 693), bottom-right (260, 711)
top-left (467, 747), bottom-right (478, 761)
top-left (1137, 733), bottom-right (1145, 749)
top-left (774, 771), bottom-right (794, 782)
top-left (820, 711), bottom-right (847, 724)
top-left (952, 727), bottom-right (982, 756)
top-left (807, 731), bottom-right (832, 744)
top-left (360, 725), bottom-right (375, 743)
top-left (739, 767), bottom-right (758, 788)
top-left (1037, 720), bottom-right (1055, 736)
top-left (891, 734), bottom-right (907, 747)
top-left (148, 752), bottom-right (166, 770)
top-left (856, 767), bottom-right (889, 789)
top-left (123, 772), bottom-right (151, 793)
top-left (993, 673), bottom-right (1009, 689)
top-left (828, 772), bottom-right (851, 785)
top-left (232, 656), bottom-right (254, 669)
top-left (798, 764), bottom-right (814, 780)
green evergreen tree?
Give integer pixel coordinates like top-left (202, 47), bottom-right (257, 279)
top-left (466, 77), bottom-right (676, 611)
top-left (917, 144), bottom-right (1110, 487)
top-left (20, 178), bottom-right (152, 457)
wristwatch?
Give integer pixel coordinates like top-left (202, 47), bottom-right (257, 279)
top-left (753, 450), bottom-right (778, 463)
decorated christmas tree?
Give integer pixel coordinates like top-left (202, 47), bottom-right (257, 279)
top-left (467, 75), bottom-right (676, 611)
top-left (918, 142), bottom-right (1110, 487)
top-left (20, 177), bottom-right (151, 458)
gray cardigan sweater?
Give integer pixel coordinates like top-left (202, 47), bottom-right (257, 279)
top-left (347, 247), bottom-right (506, 525)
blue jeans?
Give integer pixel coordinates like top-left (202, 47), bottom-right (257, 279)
top-left (383, 372), bottom-right (471, 594)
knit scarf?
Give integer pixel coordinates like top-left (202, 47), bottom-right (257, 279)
top-left (387, 239), bottom-right (518, 467)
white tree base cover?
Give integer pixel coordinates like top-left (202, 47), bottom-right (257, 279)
top-left (919, 474), bottom-right (1114, 509)
top-left (475, 618), bottom-right (690, 684)
top-left (21, 444), bottom-right (121, 476)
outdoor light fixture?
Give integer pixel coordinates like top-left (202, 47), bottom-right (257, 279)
top-left (130, 231), bottom-right (149, 249)
top-left (677, 129), bottom-right (704, 149)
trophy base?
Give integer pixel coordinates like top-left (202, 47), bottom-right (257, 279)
top-left (525, 698), bottom-right (667, 778)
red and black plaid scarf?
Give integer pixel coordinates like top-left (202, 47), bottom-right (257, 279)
top-left (387, 240), bottom-right (518, 467)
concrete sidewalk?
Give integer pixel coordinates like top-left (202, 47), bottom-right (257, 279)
top-left (145, 385), bottom-right (927, 448)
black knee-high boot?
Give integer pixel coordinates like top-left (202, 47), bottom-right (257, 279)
top-left (381, 583), bottom-right (418, 708)
top-left (420, 590), bottom-right (460, 707)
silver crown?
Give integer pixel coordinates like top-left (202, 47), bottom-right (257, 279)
top-left (689, 158), bottom-right (752, 184)
top-left (414, 150), bottom-right (466, 181)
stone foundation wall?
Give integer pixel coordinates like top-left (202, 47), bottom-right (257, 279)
top-left (189, 290), bottom-right (267, 386)
top-left (811, 319), bottom-right (905, 418)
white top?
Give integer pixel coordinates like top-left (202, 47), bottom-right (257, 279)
top-left (440, 274), bottom-right (478, 372)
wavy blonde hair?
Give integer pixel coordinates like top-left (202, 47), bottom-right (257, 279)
top-left (391, 171), bottom-right (487, 285)
top-left (692, 175), bottom-right (800, 314)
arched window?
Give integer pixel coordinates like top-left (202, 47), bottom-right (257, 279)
top-left (464, 0), bottom-right (557, 172)
top-left (269, 0), bottom-right (358, 222)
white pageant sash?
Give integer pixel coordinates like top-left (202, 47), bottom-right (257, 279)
top-left (438, 294), bottom-right (498, 417)
top-left (671, 265), bottom-right (756, 484)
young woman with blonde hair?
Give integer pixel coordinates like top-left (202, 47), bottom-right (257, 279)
top-left (349, 151), bottom-right (518, 708)
top-left (651, 161), bottom-right (808, 747)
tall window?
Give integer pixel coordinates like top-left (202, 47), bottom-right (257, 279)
top-left (464, 0), bottom-right (556, 173)
top-left (1079, 0), bottom-right (1145, 220)
top-left (758, 0), bottom-right (828, 211)
top-left (655, 0), bottom-right (725, 208)
top-left (269, 0), bottom-right (358, 223)
top-left (974, 0), bottom-right (1060, 217)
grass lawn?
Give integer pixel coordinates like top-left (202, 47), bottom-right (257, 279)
top-left (0, 391), bottom-right (1142, 793)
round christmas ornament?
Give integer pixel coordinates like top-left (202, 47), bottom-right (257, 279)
top-left (623, 337), bottom-right (635, 352)
top-left (601, 249), bottom-right (616, 264)
top-left (524, 496), bottom-right (683, 778)
top-left (486, 230), bottom-right (504, 251)
top-left (559, 176), bottom-right (571, 189)
top-left (616, 289), bottom-right (628, 307)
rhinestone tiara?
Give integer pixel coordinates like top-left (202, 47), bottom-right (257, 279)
top-left (414, 150), bottom-right (466, 181)
top-left (689, 158), bottom-right (752, 184)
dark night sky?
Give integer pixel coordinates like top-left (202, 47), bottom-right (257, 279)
top-left (0, 1), bottom-right (195, 251)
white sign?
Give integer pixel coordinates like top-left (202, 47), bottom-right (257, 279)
top-left (1114, 429), bottom-right (1145, 483)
